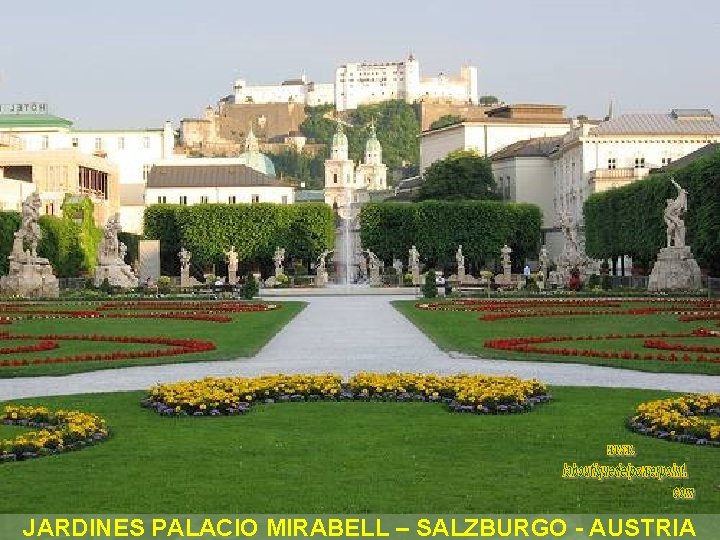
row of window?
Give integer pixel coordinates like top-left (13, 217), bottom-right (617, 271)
top-left (606, 156), bottom-right (671, 169)
top-left (158, 195), bottom-right (288, 205)
top-left (590, 139), bottom-right (715, 144)
top-left (39, 135), bottom-right (153, 151)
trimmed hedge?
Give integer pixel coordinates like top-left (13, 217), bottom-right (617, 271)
top-left (583, 149), bottom-right (720, 274)
top-left (0, 211), bottom-right (96, 278)
top-left (143, 203), bottom-right (335, 275)
top-left (359, 201), bottom-right (542, 270)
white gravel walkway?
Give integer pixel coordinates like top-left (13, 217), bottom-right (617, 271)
top-left (1, 295), bottom-right (718, 401)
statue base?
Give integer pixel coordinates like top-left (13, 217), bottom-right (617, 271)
top-left (314, 271), bottom-right (328, 287)
top-left (648, 246), bottom-right (702, 292)
top-left (0, 258), bottom-right (59, 298)
top-left (94, 264), bottom-right (139, 289)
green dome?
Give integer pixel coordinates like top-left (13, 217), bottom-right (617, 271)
top-left (238, 152), bottom-right (276, 177)
top-left (332, 123), bottom-right (348, 148)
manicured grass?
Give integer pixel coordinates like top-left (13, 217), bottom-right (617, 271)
top-left (394, 301), bottom-right (720, 375)
top-left (1, 387), bottom-right (717, 513)
top-left (0, 301), bottom-right (304, 378)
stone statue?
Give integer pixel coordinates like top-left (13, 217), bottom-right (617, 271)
top-left (648, 178), bottom-right (701, 291)
top-left (409, 245), bottom-right (421, 285)
top-left (456, 245), bottom-right (466, 283)
top-left (367, 250), bottom-right (382, 287)
top-left (315, 250), bottom-right (329, 287)
top-left (393, 258), bottom-right (403, 286)
top-left (94, 213), bottom-right (138, 289)
top-left (500, 244), bottom-right (512, 268)
top-left (539, 245), bottom-right (550, 274)
top-left (495, 244), bottom-right (513, 287)
top-left (178, 247), bottom-right (192, 271)
top-left (0, 193), bottom-right (59, 298)
top-left (557, 211), bottom-right (588, 280)
top-left (225, 245), bottom-right (239, 285)
top-left (273, 247), bottom-right (285, 277)
top-left (664, 177), bottom-right (687, 248)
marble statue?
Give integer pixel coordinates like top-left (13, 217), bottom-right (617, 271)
top-left (494, 244), bottom-right (514, 287)
top-left (0, 192), bottom-right (59, 298)
top-left (456, 245), bottom-right (466, 283)
top-left (357, 252), bottom-right (368, 282)
top-left (367, 250), bottom-right (382, 287)
top-left (178, 247), bottom-right (201, 288)
top-left (648, 178), bottom-right (701, 291)
top-left (557, 211), bottom-right (588, 281)
top-left (664, 177), bottom-right (687, 248)
top-left (409, 245), bottom-right (421, 286)
top-left (539, 245), bottom-right (550, 275)
top-left (315, 250), bottom-right (330, 287)
top-left (393, 258), bottom-right (404, 286)
top-left (225, 245), bottom-right (239, 285)
top-left (94, 213), bottom-right (138, 289)
top-left (273, 246), bottom-right (285, 277)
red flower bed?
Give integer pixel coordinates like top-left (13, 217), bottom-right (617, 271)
top-left (484, 329), bottom-right (720, 364)
top-left (0, 332), bottom-right (215, 368)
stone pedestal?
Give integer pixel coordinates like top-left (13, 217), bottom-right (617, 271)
top-left (411, 268), bottom-right (421, 286)
top-left (648, 246), bottom-right (702, 292)
top-left (94, 263), bottom-right (139, 289)
top-left (314, 270), bottom-right (328, 287)
top-left (0, 257), bottom-right (59, 298)
top-left (228, 269), bottom-right (238, 286)
top-left (180, 269), bottom-right (202, 288)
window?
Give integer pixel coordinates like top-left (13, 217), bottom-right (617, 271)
top-left (281, 195), bottom-right (288, 205)
top-left (200, 195), bottom-right (209, 204)
top-left (228, 196), bottom-right (236, 204)
top-left (94, 137), bottom-right (103, 152)
top-left (143, 164), bottom-right (151, 181)
top-left (251, 194), bottom-right (260, 204)
top-left (71, 137), bottom-right (79, 148)
top-left (45, 203), bottom-right (54, 216)
top-left (41, 135), bottom-right (49, 150)
top-left (634, 157), bottom-right (645, 168)
top-left (118, 137), bottom-right (125, 150)
top-left (333, 173), bottom-right (338, 184)
top-left (662, 157), bottom-right (672, 166)
top-left (179, 196), bottom-right (187, 205)
top-left (143, 136), bottom-right (151, 149)
top-left (607, 158), bottom-right (616, 169)
top-left (157, 196), bottom-right (167, 204)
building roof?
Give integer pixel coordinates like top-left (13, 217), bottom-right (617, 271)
top-left (491, 136), bottom-right (563, 161)
top-left (650, 143), bottom-right (720, 173)
top-left (146, 164), bottom-right (290, 189)
top-left (590, 110), bottom-right (720, 136)
top-left (294, 190), bottom-right (325, 202)
top-left (0, 114), bottom-right (73, 129)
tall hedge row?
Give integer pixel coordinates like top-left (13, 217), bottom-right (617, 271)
top-left (359, 201), bottom-right (542, 270)
top-left (583, 150), bottom-right (720, 274)
top-left (143, 203), bottom-right (335, 275)
top-left (0, 211), bottom-right (96, 278)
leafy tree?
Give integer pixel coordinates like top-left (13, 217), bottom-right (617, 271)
top-left (417, 150), bottom-right (498, 201)
top-left (241, 273), bottom-right (259, 299)
top-left (429, 114), bottom-right (463, 130)
top-left (422, 270), bottom-right (437, 298)
top-left (269, 148), bottom-right (326, 188)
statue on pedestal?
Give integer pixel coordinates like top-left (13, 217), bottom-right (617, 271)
top-left (94, 213), bottom-right (138, 289)
top-left (495, 244), bottom-right (513, 287)
top-left (648, 177), bottom-right (701, 291)
top-left (0, 193), bottom-right (59, 298)
top-left (409, 245), bottom-right (421, 285)
top-left (456, 245), bottom-right (466, 283)
top-left (367, 250), bottom-right (383, 287)
top-left (315, 250), bottom-right (330, 287)
top-left (273, 247), bottom-right (285, 277)
top-left (225, 245), bottom-right (239, 285)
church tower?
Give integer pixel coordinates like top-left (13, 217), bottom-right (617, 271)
top-left (355, 120), bottom-right (388, 191)
top-left (324, 122), bottom-right (356, 208)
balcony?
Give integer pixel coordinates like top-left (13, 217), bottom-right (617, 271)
top-left (589, 167), bottom-right (650, 190)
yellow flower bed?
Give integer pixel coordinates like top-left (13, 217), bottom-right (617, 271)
top-left (629, 394), bottom-right (720, 446)
top-left (143, 372), bottom-right (550, 416)
top-left (1, 405), bottom-right (109, 463)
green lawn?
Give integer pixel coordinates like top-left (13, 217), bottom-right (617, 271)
top-left (1, 388), bottom-right (717, 513)
top-left (0, 301), bottom-right (304, 378)
top-left (394, 301), bottom-right (720, 375)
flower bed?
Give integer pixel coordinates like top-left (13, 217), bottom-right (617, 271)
top-left (142, 373), bottom-right (550, 416)
top-left (1, 405), bottom-right (109, 463)
top-left (0, 332), bottom-right (215, 368)
top-left (628, 394), bottom-right (720, 447)
top-left (484, 329), bottom-right (720, 364)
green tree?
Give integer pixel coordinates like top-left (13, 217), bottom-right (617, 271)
top-left (429, 114), bottom-right (463, 130)
top-left (479, 95), bottom-right (500, 107)
top-left (417, 150), bottom-right (498, 201)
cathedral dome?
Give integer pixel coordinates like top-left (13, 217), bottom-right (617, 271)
top-left (238, 125), bottom-right (276, 177)
top-left (332, 123), bottom-right (348, 148)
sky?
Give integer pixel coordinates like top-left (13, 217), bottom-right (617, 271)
top-left (1, 0), bottom-right (718, 129)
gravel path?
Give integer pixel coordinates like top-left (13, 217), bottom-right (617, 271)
top-left (1, 296), bottom-right (718, 401)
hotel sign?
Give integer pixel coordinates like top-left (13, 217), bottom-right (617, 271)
top-left (0, 102), bottom-right (49, 115)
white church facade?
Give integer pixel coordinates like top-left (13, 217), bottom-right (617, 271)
top-left (324, 122), bottom-right (388, 208)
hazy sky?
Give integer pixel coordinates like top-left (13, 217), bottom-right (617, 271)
top-left (1, 0), bottom-right (718, 129)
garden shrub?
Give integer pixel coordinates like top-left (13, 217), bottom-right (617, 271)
top-left (422, 270), bottom-right (438, 298)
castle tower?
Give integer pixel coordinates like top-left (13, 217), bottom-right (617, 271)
top-left (324, 122), bottom-right (356, 208)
